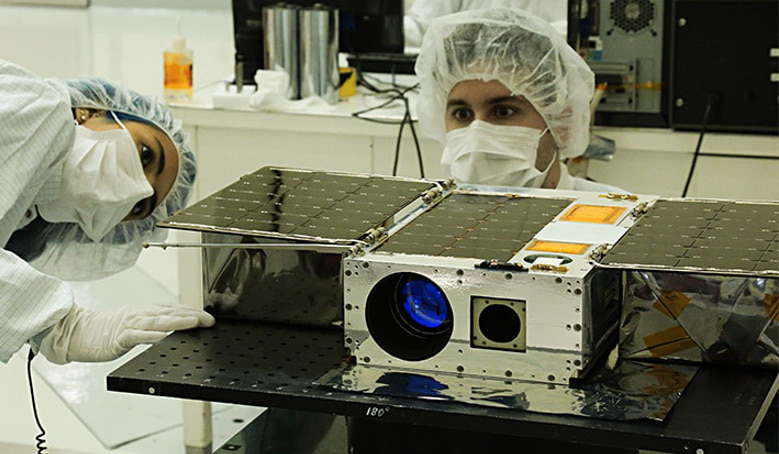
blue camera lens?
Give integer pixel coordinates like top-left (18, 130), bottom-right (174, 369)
top-left (400, 279), bottom-right (448, 329)
top-left (367, 273), bottom-right (453, 361)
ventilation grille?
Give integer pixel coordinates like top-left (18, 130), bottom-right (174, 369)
top-left (610, 0), bottom-right (656, 33)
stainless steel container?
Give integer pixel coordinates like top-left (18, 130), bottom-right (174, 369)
top-left (263, 3), bottom-right (300, 99)
top-left (299, 4), bottom-right (339, 104)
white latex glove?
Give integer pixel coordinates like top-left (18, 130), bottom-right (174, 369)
top-left (37, 304), bottom-right (215, 364)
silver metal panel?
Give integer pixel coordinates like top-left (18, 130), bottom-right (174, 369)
top-left (620, 270), bottom-right (779, 367)
top-left (343, 255), bottom-right (615, 385)
top-left (591, 0), bottom-right (665, 113)
top-left (299, 5), bottom-right (339, 103)
top-left (263, 4), bottom-right (300, 99)
top-left (202, 232), bottom-right (344, 327)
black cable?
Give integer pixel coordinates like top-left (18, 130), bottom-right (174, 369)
top-left (682, 93), bottom-right (719, 197)
top-left (27, 350), bottom-right (48, 454)
top-left (402, 96), bottom-right (425, 178)
top-left (351, 81), bottom-right (419, 118)
top-left (386, 92), bottom-right (425, 178)
top-left (351, 116), bottom-right (407, 126)
top-left (342, 38), bottom-right (424, 179)
top-left (392, 110), bottom-right (407, 176)
top-left (354, 65), bottom-right (403, 95)
top-left (361, 71), bottom-right (419, 93)
top-left (350, 81), bottom-right (424, 177)
top-left (351, 94), bottom-right (406, 120)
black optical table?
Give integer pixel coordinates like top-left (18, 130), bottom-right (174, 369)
top-left (107, 319), bottom-right (779, 454)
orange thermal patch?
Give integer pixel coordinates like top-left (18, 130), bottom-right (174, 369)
top-left (765, 294), bottom-right (779, 322)
top-left (643, 325), bottom-right (697, 358)
top-left (653, 291), bottom-right (692, 319)
top-left (560, 204), bottom-right (626, 224)
top-left (526, 240), bottom-right (590, 255)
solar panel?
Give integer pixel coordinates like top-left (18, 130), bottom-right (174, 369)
top-left (378, 193), bottom-right (572, 261)
top-left (602, 200), bottom-right (779, 272)
top-left (161, 167), bottom-right (437, 242)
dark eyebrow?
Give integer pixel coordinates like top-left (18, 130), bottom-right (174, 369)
top-left (154, 136), bottom-right (166, 176)
top-left (446, 99), bottom-right (469, 108)
top-left (485, 95), bottom-right (524, 105)
top-left (446, 95), bottom-right (524, 109)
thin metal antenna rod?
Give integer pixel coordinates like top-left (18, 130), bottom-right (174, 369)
top-left (143, 241), bottom-right (356, 252)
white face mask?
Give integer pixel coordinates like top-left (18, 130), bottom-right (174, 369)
top-left (441, 120), bottom-right (554, 188)
top-left (38, 114), bottom-right (153, 242)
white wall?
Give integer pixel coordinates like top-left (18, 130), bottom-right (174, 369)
top-left (0, 1), bottom-right (234, 98)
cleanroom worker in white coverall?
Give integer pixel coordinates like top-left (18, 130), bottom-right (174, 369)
top-left (0, 59), bottom-right (214, 365)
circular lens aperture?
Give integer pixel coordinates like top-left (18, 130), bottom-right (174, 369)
top-left (366, 272), bottom-right (454, 362)
top-left (400, 279), bottom-right (448, 329)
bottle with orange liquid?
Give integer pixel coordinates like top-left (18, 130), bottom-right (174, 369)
top-left (163, 17), bottom-right (193, 102)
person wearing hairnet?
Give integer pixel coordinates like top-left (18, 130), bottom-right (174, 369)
top-left (404, 0), bottom-right (568, 48)
top-left (0, 59), bottom-right (214, 365)
top-left (415, 8), bottom-right (623, 193)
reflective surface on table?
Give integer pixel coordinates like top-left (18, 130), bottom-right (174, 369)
top-left (319, 360), bottom-right (698, 422)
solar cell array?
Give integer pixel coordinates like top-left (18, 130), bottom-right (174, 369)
top-left (602, 200), bottom-right (779, 272)
top-left (162, 168), bottom-right (436, 241)
top-left (378, 193), bottom-right (572, 261)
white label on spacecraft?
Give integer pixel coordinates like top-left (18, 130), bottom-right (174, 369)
top-left (534, 221), bottom-right (627, 245)
top-left (770, 48), bottom-right (779, 57)
top-left (772, 73), bottom-right (779, 83)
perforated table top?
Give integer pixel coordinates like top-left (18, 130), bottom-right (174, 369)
top-left (108, 319), bottom-right (778, 454)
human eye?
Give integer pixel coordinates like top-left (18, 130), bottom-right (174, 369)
top-left (129, 199), bottom-right (147, 218)
top-left (493, 104), bottom-right (517, 119)
top-left (450, 107), bottom-right (473, 122)
top-left (140, 145), bottom-right (154, 167)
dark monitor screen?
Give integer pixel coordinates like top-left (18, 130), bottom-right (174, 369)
top-left (669, 0), bottom-right (778, 134)
top-left (232, 0), bottom-right (404, 84)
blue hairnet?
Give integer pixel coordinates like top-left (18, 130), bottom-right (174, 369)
top-left (26, 77), bottom-right (196, 281)
top-left (415, 8), bottom-right (595, 159)
top-left (65, 78), bottom-right (196, 222)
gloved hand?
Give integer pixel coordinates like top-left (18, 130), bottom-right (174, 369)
top-left (38, 303), bottom-right (215, 364)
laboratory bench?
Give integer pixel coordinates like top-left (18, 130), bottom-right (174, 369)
top-left (108, 319), bottom-right (779, 454)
